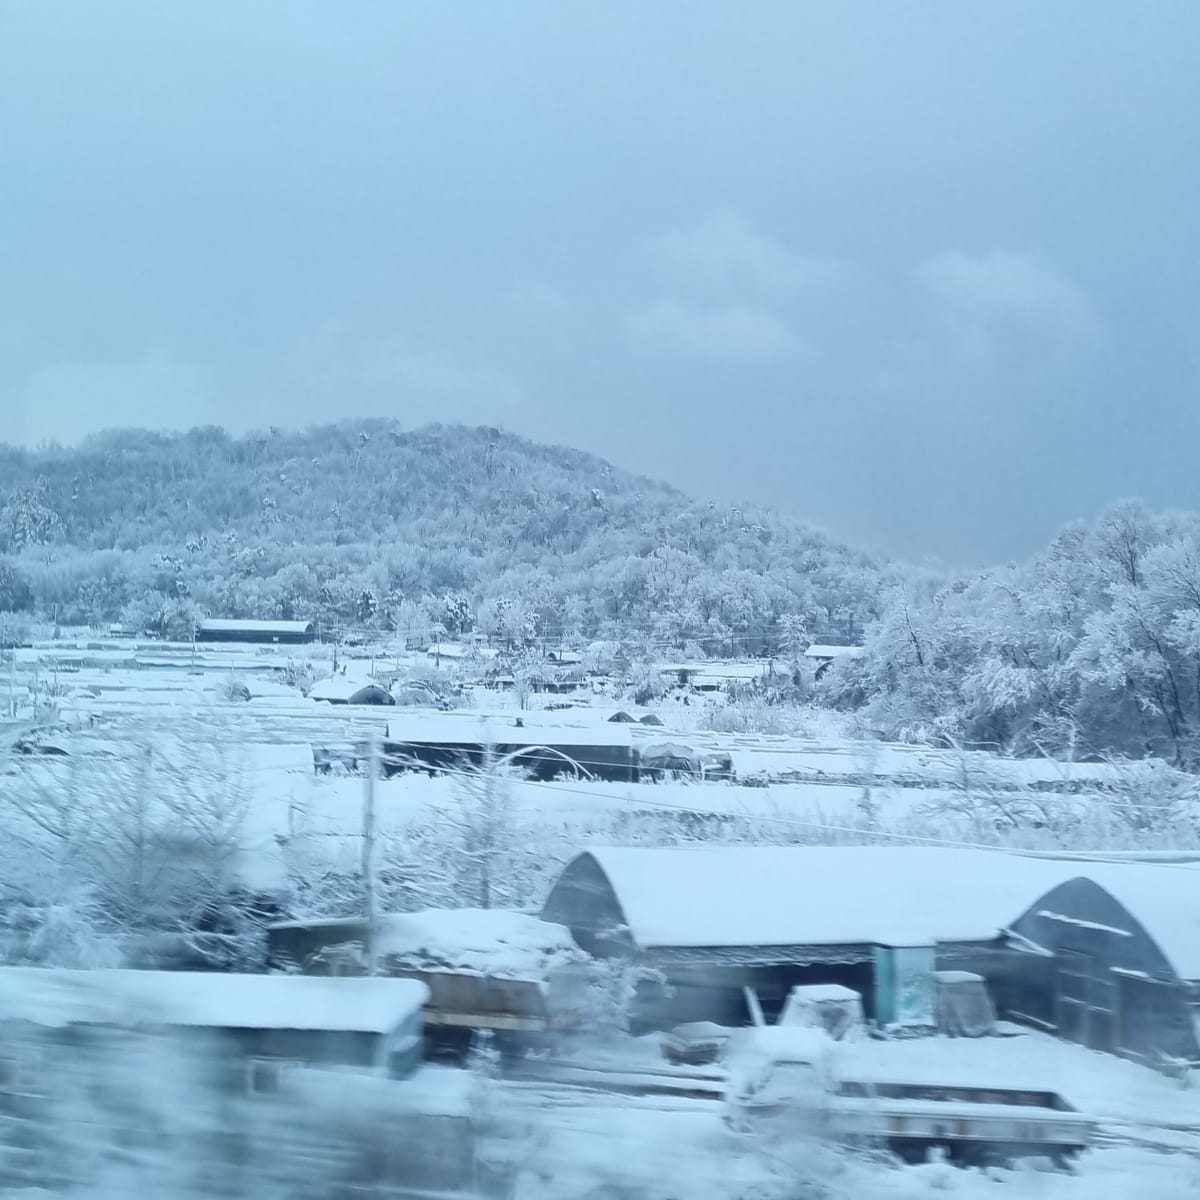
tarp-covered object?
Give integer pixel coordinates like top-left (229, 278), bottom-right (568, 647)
top-left (935, 970), bottom-right (996, 1038)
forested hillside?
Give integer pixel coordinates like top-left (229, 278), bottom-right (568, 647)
top-left (0, 421), bottom-right (883, 650)
top-left (7, 424), bottom-right (1200, 769)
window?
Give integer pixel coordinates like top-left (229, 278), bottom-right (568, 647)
top-left (245, 1057), bottom-right (298, 1097)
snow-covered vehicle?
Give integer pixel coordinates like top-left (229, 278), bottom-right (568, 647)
top-left (663, 1021), bottom-right (734, 1066)
top-left (725, 1026), bottom-right (1094, 1165)
top-left (268, 909), bottom-right (594, 1053)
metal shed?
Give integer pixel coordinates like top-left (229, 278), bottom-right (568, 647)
top-left (383, 715), bottom-right (638, 782)
top-left (540, 846), bottom-right (1075, 1029)
top-left (197, 619), bottom-right (316, 645)
top-left (998, 867), bottom-right (1200, 1066)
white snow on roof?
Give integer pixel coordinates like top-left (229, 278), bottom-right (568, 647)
top-left (309, 674), bottom-right (382, 702)
top-left (786, 983), bottom-right (863, 1002)
top-left (271, 908), bottom-right (584, 979)
top-left (199, 619), bottom-right (313, 635)
top-left (426, 642), bottom-right (498, 660)
top-left (0, 968), bottom-right (427, 1034)
top-left (804, 644), bottom-right (865, 659)
top-left (376, 908), bottom-right (584, 978)
top-left (578, 846), bottom-right (1084, 949)
top-left (386, 712), bottom-right (634, 749)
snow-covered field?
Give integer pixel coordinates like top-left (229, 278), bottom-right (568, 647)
top-left (8, 643), bottom-right (1200, 1195)
top-left (507, 1025), bottom-right (1200, 1198)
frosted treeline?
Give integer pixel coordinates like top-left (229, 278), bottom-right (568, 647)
top-left (0, 421), bottom-right (878, 652)
top-left (5, 424), bottom-right (1200, 766)
top-left (825, 500), bottom-right (1200, 766)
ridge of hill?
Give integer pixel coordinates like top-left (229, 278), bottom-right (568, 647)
top-left (0, 421), bottom-right (884, 648)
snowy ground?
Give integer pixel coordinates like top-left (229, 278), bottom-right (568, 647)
top-left (500, 1079), bottom-right (1200, 1199)
top-left (10, 644), bottom-right (1200, 1193)
top-left (510, 1026), bottom-right (1200, 1197)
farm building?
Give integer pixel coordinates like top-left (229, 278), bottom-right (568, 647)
top-left (540, 846), bottom-right (1080, 1029)
top-left (979, 865), bottom-right (1200, 1067)
top-left (0, 968), bottom-right (428, 1093)
top-left (659, 662), bottom-right (770, 692)
top-left (197, 619), bottom-right (316, 645)
top-left (542, 847), bottom-right (1200, 1056)
top-left (383, 714), bottom-right (639, 782)
top-left (382, 714), bottom-right (726, 782)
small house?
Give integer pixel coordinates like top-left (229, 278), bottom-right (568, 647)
top-left (804, 644), bottom-right (865, 680)
top-left (0, 968), bottom-right (428, 1097)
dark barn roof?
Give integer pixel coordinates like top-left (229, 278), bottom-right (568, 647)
top-left (1011, 870), bottom-right (1200, 984)
top-left (197, 619), bottom-right (316, 644)
top-left (384, 716), bottom-right (638, 782)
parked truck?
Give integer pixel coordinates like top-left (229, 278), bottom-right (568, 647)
top-left (725, 1024), bottom-right (1094, 1166)
top-left (267, 910), bottom-right (593, 1055)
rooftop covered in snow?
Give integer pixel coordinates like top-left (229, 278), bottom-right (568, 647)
top-left (0, 967), bottom-right (428, 1034)
top-left (386, 712), bottom-right (637, 749)
top-left (540, 846), bottom-right (1169, 961)
top-left (804, 644), bottom-right (865, 660)
top-left (269, 907), bottom-right (584, 980)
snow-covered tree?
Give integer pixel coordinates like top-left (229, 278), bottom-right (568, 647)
top-left (0, 482), bottom-right (61, 551)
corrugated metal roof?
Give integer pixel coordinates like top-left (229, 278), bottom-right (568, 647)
top-left (1033, 862), bottom-right (1200, 980)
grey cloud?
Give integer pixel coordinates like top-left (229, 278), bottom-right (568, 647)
top-left (916, 250), bottom-right (1103, 354)
top-left (272, 325), bottom-right (528, 434)
top-left (4, 2), bottom-right (1200, 560)
top-left (653, 210), bottom-right (838, 297)
top-left (629, 299), bottom-right (808, 361)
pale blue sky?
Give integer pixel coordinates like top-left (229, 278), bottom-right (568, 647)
top-left (3, 2), bottom-right (1199, 561)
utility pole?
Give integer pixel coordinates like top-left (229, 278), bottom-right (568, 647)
top-left (362, 730), bottom-right (380, 975)
top-left (480, 739), bottom-right (495, 910)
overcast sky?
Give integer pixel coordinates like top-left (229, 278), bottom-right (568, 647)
top-left (3, 2), bottom-right (1199, 563)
